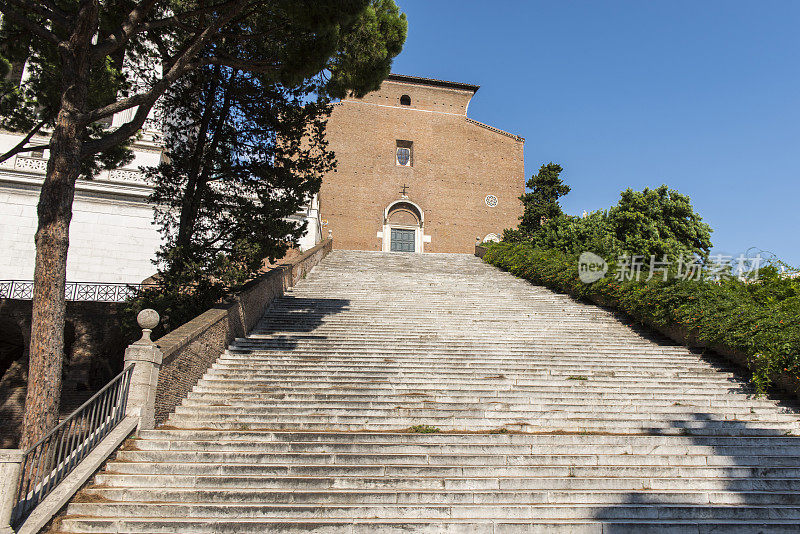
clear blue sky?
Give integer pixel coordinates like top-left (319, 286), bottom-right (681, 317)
top-left (391, 1), bottom-right (800, 265)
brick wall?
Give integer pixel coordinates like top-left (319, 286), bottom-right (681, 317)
top-left (319, 76), bottom-right (524, 254)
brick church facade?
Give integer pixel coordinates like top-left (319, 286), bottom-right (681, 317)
top-left (319, 74), bottom-right (525, 253)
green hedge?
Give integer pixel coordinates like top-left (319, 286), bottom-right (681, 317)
top-left (482, 241), bottom-right (800, 394)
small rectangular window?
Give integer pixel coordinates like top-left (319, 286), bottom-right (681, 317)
top-left (396, 140), bottom-right (412, 167)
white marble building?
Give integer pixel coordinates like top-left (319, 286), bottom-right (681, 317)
top-left (0, 122), bottom-right (321, 285)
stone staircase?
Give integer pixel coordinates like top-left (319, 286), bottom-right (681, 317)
top-left (59, 250), bottom-right (800, 533)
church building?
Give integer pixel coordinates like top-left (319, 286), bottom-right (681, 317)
top-left (0, 73), bottom-right (523, 286)
top-left (320, 73), bottom-right (525, 253)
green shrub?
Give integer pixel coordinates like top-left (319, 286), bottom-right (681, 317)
top-left (483, 241), bottom-right (800, 394)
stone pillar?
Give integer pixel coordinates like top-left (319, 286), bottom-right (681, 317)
top-left (0, 449), bottom-right (24, 533)
top-left (123, 309), bottom-right (162, 431)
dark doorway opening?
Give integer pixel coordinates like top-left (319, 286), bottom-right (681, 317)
top-left (390, 228), bottom-right (415, 252)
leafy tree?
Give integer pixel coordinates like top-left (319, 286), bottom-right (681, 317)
top-left (607, 185), bottom-right (713, 261)
top-left (0, 0), bottom-right (405, 449)
top-left (529, 184), bottom-right (713, 262)
top-left (145, 0), bottom-right (406, 331)
top-left (518, 162), bottom-right (571, 236)
top-left (149, 78), bottom-right (334, 296)
top-left (531, 210), bottom-right (619, 257)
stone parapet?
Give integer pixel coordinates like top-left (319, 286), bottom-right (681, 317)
top-left (0, 449), bottom-right (23, 533)
top-left (152, 239), bottom-right (332, 424)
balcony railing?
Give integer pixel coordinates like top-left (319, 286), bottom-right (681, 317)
top-left (3, 155), bottom-right (149, 185)
top-left (0, 280), bottom-right (158, 302)
top-left (10, 364), bottom-right (134, 527)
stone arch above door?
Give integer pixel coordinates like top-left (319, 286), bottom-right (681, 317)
top-left (387, 206), bottom-right (420, 227)
top-left (384, 200), bottom-right (424, 226)
top-left (379, 199), bottom-right (430, 253)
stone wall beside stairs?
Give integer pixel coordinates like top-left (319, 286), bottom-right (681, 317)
top-left (153, 239), bottom-right (333, 424)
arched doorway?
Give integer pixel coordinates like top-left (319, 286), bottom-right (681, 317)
top-left (381, 200), bottom-right (426, 253)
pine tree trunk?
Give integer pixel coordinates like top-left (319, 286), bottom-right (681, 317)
top-left (19, 110), bottom-right (82, 450)
top-left (19, 0), bottom-right (96, 450)
top-left (175, 69), bottom-right (222, 252)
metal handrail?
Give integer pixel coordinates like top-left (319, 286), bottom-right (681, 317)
top-left (0, 280), bottom-right (158, 302)
top-left (10, 364), bottom-right (134, 527)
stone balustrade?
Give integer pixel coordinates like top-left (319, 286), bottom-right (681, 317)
top-left (5, 155), bottom-right (149, 186)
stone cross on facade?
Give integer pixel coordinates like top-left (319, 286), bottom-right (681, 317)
top-left (400, 184), bottom-right (409, 198)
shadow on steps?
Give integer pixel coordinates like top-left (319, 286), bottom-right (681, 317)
top-left (597, 413), bottom-right (800, 533)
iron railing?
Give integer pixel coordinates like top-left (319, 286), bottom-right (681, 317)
top-left (0, 280), bottom-right (157, 302)
top-left (10, 364), bottom-right (134, 527)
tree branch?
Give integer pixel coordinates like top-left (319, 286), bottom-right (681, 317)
top-left (5, 0), bottom-right (70, 29)
top-left (81, 96), bottom-right (154, 158)
top-left (0, 2), bottom-right (60, 45)
top-left (91, 0), bottom-right (159, 60)
top-left (138, 1), bottom-right (243, 32)
top-left (81, 1), bottom-right (273, 126)
top-left (38, 0), bottom-right (69, 19)
top-left (82, 7), bottom-right (245, 154)
top-left (0, 119), bottom-right (48, 163)
top-left (92, 0), bottom-right (255, 60)
top-left (202, 55), bottom-right (279, 74)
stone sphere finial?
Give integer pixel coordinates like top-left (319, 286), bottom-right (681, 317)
top-left (136, 309), bottom-right (159, 343)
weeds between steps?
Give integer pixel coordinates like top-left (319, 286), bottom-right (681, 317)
top-left (71, 492), bottom-right (115, 504)
top-left (407, 425), bottom-right (441, 433)
top-left (567, 375), bottom-right (589, 381)
top-left (118, 437), bottom-right (140, 451)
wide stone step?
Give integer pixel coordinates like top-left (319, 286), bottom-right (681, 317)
top-left (79, 487), bottom-right (800, 506)
top-left (164, 418), bottom-right (798, 435)
top-left (188, 383), bottom-right (764, 399)
top-left (183, 392), bottom-right (785, 409)
top-left (93, 473), bottom-right (800, 492)
top-left (192, 377), bottom-right (749, 391)
top-left (103, 460), bottom-right (800, 479)
top-left (171, 408), bottom-right (793, 426)
top-left (57, 517), bottom-right (800, 534)
top-left (62, 501), bottom-right (800, 520)
top-left (187, 389), bottom-right (769, 406)
top-left (131, 437), bottom-right (732, 454)
top-left (203, 369), bottom-right (737, 383)
top-left (169, 405), bottom-right (796, 424)
top-left (179, 398), bottom-right (790, 416)
top-left (218, 355), bottom-right (720, 369)
top-left (185, 391), bottom-right (783, 409)
top-left (226, 348), bottom-right (705, 360)
top-left (211, 361), bottom-right (731, 374)
top-left (113, 449), bottom-right (800, 468)
top-left (220, 350), bottom-right (714, 361)
top-left (134, 430), bottom-right (800, 446)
